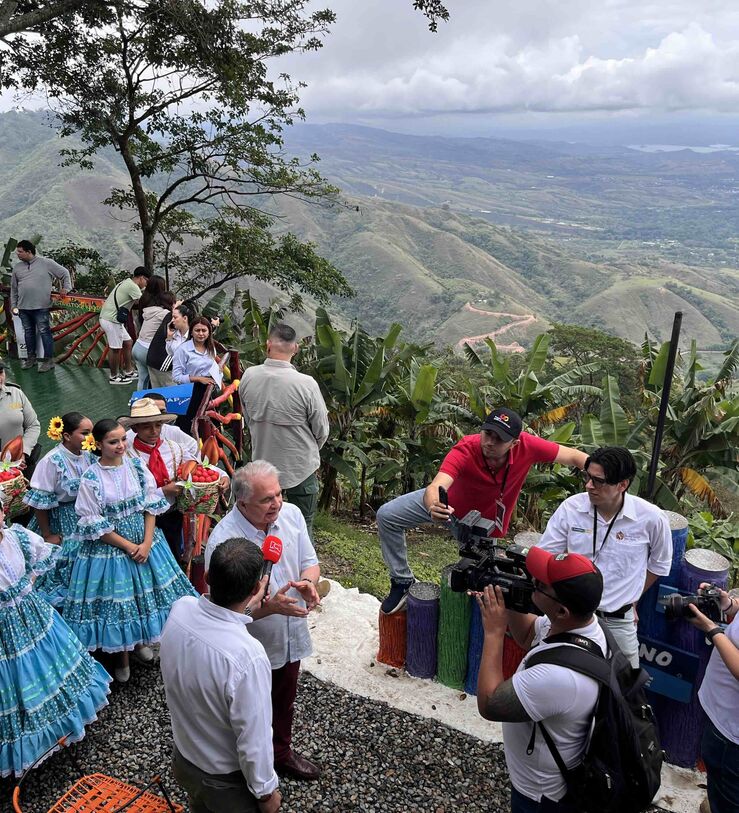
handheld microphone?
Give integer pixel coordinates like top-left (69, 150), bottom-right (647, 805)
top-left (260, 535), bottom-right (283, 600)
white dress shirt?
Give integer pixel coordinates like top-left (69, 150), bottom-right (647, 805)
top-left (205, 502), bottom-right (318, 669)
top-left (160, 595), bottom-right (278, 798)
top-left (537, 491), bottom-right (673, 611)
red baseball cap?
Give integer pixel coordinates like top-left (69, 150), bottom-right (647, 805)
top-left (526, 547), bottom-right (603, 616)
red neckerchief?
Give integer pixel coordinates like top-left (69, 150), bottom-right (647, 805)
top-left (133, 436), bottom-right (170, 487)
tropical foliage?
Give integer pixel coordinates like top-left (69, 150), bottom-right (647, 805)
top-left (205, 289), bottom-right (738, 535)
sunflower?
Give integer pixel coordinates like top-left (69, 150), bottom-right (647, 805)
top-left (81, 433), bottom-right (98, 453)
top-left (47, 416), bottom-right (64, 441)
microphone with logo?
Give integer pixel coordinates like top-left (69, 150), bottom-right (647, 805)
top-left (260, 535), bottom-right (283, 604)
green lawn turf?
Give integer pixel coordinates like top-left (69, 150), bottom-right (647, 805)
top-left (313, 511), bottom-right (459, 599)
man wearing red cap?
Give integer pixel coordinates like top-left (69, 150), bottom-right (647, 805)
top-left (475, 548), bottom-right (605, 813)
top-left (377, 408), bottom-right (588, 613)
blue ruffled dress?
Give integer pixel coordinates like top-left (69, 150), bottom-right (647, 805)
top-left (24, 445), bottom-right (97, 607)
top-left (63, 457), bottom-right (196, 652)
top-left (0, 524), bottom-right (111, 777)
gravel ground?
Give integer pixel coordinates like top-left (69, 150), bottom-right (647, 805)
top-left (1, 662), bottom-right (511, 813)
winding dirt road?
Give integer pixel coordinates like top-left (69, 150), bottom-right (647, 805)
top-left (456, 302), bottom-right (537, 353)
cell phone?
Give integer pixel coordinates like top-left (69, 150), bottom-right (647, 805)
top-left (438, 485), bottom-right (449, 508)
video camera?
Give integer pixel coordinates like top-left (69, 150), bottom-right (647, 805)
top-left (444, 496), bottom-right (538, 614)
top-left (659, 584), bottom-right (724, 623)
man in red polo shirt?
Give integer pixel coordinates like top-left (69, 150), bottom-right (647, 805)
top-left (377, 408), bottom-right (588, 613)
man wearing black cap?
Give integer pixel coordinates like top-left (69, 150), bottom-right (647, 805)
top-left (376, 408), bottom-right (588, 613)
top-left (475, 548), bottom-right (605, 813)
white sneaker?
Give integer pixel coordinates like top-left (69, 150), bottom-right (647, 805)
top-left (109, 374), bottom-right (127, 385)
top-left (121, 370), bottom-right (136, 380)
top-left (114, 665), bottom-right (131, 683)
top-left (132, 644), bottom-right (154, 663)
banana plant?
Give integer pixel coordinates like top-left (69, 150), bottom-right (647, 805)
top-left (464, 333), bottom-right (602, 420)
top-left (311, 309), bottom-right (419, 510)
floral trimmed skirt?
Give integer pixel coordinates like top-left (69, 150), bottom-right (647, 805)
top-left (0, 586), bottom-right (111, 778)
top-left (30, 502), bottom-right (80, 608)
top-left (62, 512), bottom-right (197, 652)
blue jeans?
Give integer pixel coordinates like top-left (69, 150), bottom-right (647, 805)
top-left (132, 340), bottom-right (151, 390)
top-left (376, 488), bottom-right (459, 581)
top-left (511, 787), bottom-right (577, 813)
top-left (702, 717), bottom-right (739, 813)
top-left (18, 308), bottom-right (53, 359)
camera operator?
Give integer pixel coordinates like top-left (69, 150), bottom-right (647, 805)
top-left (536, 446), bottom-right (672, 667)
top-left (377, 407), bottom-right (587, 614)
top-left (687, 583), bottom-right (739, 813)
top-left (475, 547), bottom-right (604, 813)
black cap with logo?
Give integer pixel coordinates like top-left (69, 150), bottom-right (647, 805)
top-left (480, 407), bottom-right (523, 440)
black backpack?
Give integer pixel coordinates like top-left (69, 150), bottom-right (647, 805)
top-left (525, 621), bottom-right (663, 813)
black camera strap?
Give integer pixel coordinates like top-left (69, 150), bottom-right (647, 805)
top-left (591, 494), bottom-right (624, 562)
top-left (486, 459), bottom-right (511, 501)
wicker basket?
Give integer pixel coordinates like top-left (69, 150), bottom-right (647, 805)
top-left (175, 472), bottom-right (221, 515)
top-left (1, 472), bottom-right (28, 519)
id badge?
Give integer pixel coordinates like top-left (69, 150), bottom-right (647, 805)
top-left (494, 498), bottom-right (506, 533)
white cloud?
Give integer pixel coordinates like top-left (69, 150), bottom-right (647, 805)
top-left (280, 1), bottom-right (739, 119)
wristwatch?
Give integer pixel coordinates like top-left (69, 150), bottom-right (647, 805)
top-left (706, 627), bottom-right (724, 642)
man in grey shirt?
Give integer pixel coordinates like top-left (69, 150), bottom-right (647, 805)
top-left (239, 324), bottom-right (329, 538)
top-left (11, 240), bottom-right (71, 372)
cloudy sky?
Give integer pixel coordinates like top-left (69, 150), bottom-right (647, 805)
top-left (279, 0), bottom-right (739, 139)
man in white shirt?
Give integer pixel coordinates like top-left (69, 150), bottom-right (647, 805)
top-left (160, 538), bottom-right (281, 813)
top-left (536, 446), bottom-right (672, 667)
top-left (475, 547), bottom-right (606, 813)
top-left (238, 323), bottom-right (329, 538)
top-left (205, 460), bottom-right (321, 781)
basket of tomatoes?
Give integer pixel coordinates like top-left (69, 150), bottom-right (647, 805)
top-left (175, 460), bottom-right (222, 514)
top-left (0, 436), bottom-right (27, 519)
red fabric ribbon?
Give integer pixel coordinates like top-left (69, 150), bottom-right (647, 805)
top-left (133, 436), bottom-right (170, 487)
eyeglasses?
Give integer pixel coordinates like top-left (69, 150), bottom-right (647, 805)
top-left (533, 579), bottom-right (561, 602)
top-left (580, 470), bottom-right (610, 488)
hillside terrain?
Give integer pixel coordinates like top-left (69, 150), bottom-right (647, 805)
top-left (0, 112), bottom-right (736, 350)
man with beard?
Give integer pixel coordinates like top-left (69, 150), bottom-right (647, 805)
top-left (376, 408), bottom-right (588, 614)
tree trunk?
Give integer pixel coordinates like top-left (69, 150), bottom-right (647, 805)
top-left (119, 138), bottom-right (155, 272)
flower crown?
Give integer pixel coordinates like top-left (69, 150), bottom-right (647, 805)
top-left (47, 416), bottom-right (64, 442)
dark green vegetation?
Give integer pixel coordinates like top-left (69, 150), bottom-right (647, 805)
top-left (218, 295), bottom-right (738, 582)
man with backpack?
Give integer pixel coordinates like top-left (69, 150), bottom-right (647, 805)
top-left (475, 546), bottom-right (662, 813)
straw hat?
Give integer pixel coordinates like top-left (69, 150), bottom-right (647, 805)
top-left (118, 397), bottom-right (177, 427)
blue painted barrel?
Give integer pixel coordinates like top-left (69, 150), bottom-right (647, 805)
top-left (405, 582), bottom-right (441, 679)
top-left (464, 600), bottom-right (485, 695)
top-left (656, 548), bottom-right (730, 768)
top-left (638, 511), bottom-right (688, 642)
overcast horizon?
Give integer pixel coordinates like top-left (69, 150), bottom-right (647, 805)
top-left (5, 1), bottom-right (739, 147)
top-left (277, 0), bottom-right (739, 144)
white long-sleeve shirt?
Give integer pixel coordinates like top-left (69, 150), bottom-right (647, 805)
top-left (159, 595), bottom-right (279, 798)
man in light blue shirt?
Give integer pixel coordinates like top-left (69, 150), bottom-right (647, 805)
top-left (205, 460), bottom-right (322, 782)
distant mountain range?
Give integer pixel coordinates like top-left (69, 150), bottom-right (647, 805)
top-left (0, 112), bottom-right (736, 351)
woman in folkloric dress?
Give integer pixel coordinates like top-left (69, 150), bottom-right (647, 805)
top-left (0, 506), bottom-right (111, 778)
top-left (25, 412), bottom-right (97, 607)
top-left (63, 419), bottom-right (196, 684)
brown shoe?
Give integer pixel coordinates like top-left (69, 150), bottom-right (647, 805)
top-left (275, 751), bottom-right (320, 781)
